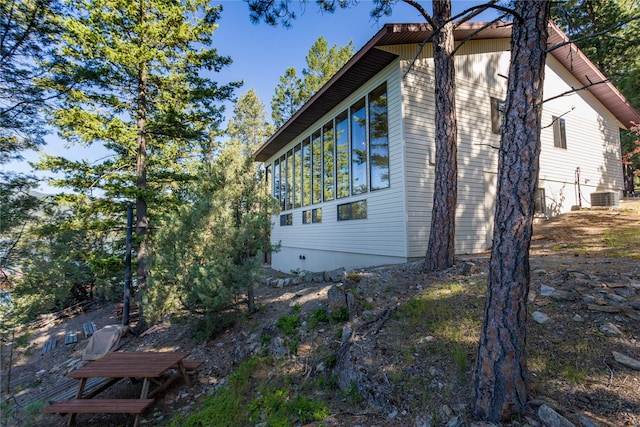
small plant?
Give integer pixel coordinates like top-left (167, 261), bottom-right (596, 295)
top-left (288, 337), bottom-right (299, 355)
top-left (260, 333), bottom-right (271, 346)
top-left (330, 307), bottom-right (350, 322)
top-left (346, 273), bottom-right (362, 283)
top-left (248, 389), bottom-right (330, 425)
top-left (451, 343), bottom-right (468, 374)
top-left (290, 303), bottom-right (301, 314)
top-left (343, 381), bottom-right (362, 402)
top-left (276, 314), bottom-right (300, 336)
top-left (318, 374), bottom-right (338, 390)
top-left (309, 307), bottom-right (330, 328)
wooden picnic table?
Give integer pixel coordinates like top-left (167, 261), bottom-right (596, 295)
top-left (45, 351), bottom-right (191, 426)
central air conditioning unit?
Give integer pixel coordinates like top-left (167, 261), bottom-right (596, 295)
top-left (590, 191), bottom-right (619, 207)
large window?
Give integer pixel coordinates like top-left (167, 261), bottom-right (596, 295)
top-left (312, 130), bottom-right (322, 204)
top-left (351, 98), bottom-right (368, 195)
top-left (369, 84), bottom-right (389, 191)
top-left (302, 137), bottom-right (311, 206)
top-left (336, 111), bottom-right (350, 199)
top-left (272, 82), bottom-right (389, 222)
top-left (323, 121), bottom-right (335, 201)
top-left (293, 144), bottom-right (302, 208)
top-left (552, 116), bottom-right (567, 149)
top-left (286, 149), bottom-right (294, 210)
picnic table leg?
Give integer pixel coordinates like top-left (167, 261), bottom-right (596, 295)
top-left (67, 378), bottom-right (87, 426)
top-left (177, 361), bottom-right (191, 386)
top-left (132, 378), bottom-right (152, 427)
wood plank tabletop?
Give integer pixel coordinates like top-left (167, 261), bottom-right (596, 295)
top-left (68, 352), bottom-right (190, 379)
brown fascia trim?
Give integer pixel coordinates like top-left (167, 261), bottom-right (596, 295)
top-left (254, 21), bottom-right (640, 162)
top-left (253, 24), bottom-right (405, 162)
top-left (547, 22), bottom-right (640, 128)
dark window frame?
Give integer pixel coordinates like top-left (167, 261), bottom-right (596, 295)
top-left (552, 116), bottom-right (567, 149)
top-left (337, 200), bottom-right (367, 221)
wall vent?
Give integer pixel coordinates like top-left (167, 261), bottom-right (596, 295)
top-left (590, 191), bottom-right (619, 207)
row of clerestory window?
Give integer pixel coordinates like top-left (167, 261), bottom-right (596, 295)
top-left (267, 82), bottom-right (390, 215)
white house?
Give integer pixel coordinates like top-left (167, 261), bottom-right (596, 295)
top-left (254, 22), bottom-right (640, 274)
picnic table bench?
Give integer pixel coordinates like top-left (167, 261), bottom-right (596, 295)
top-left (44, 398), bottom-right (154, 415)
top-left (44, 351), bottom-right (192, 427)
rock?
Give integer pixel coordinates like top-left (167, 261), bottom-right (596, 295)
top-left (599, 322), bottom-right (623, 337)
top-left (587, 304), bottom-right (620, 313)
top-left (537, 404), bottom-right (575, 427)
top-left (532, 311), bottom-right (551, 324)
top-left (540, 285), bottom-right (555, 296)
top-left (446, 415), bottom-right (463, 427)
top-left (550, 290), bottom-right (575, 301)
top-left (613, 287), bottom-right (635, 298)
top-left (439, 404), bottom-right (453, 421)
top-left (630, 298), bottom-right (640, 310)
top-left (325, 267), bottom-right (346, 283)
top-left (460, 261), bottom-right (479, 276)
top-left (612, 351), bottom-right (640, 370)
top-left (270, 336), bottom-right (287, 359)
top-left (533, 269), bottom-right (547, 275)
top-left (600, 322), bottom-right (622, 337)
top-left (575, 413), bottom-right (602, 427)
top-left (605, 292), bottom-right (627, 306)
top-left (572, 314), bottom-right (584, 322)
top-left (415, 414), bottom-right (434, 427)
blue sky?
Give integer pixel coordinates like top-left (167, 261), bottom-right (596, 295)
top-left (6, 1), bottom-right (499, 189)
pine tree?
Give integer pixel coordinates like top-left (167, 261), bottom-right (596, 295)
top-left (36, 0), bottom-right (240, 328)
top-left (148, 90), bottom-right (278, 337)
top-left (271, 37), bottom-right (355, 126)
top-left (473, 1), bottom-right (552, 421)
top-left (0, 0), bottom-right (62, 159)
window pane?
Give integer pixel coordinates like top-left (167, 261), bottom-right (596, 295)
top-left (280, 155), bottom-right (287, 209)
top-left (280, 213), bottom-right (292, 226)
top-left (490, 97), bottom-right (504, 135)
top-left (312, 130), bottom-right (322, 204)
top-left (286, 149), bottom-right (293, 210)
top-left (302, 137), bottom-right (311, 206)
top-left (351, 98), bottom-right (367, 195)
top-left (337, 203), bottom-right (351, 221)
top-left (323, 121), bottom-right (335, 201)
top-left (302, 210), bottom-right (311, 224)
top-left (294, 144), bottom-right (302, 208)
top-left (553, 116), bottom-right (567, 149)
top-left (535, 188), bottom-right (546, 214)
top-left (369, 84), bottom-right (389, 191)
top-left (273, 160), bottom-right (279, 200)
top-left (336, 111), bottom-right (350, 198)
top-left (352, 200), bottom-right (367, 219)
top-left (312, 208), bottom-right (322, 223)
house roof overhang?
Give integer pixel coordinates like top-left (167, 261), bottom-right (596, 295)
top-left (254, 22), bottom-right (640, 162)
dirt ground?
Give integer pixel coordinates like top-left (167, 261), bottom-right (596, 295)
top-left (2, 199), bottom-right (639, 427)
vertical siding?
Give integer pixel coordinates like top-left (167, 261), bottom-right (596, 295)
top-left (269, 60), bottom-right (408, 273)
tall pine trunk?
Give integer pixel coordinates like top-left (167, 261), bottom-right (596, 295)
top-left (424, 0), bottom-right (457, 272)
top-left (135, 5), bottom-right (149, 330)
top-left (472, 1), bottom-right (551, 421)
